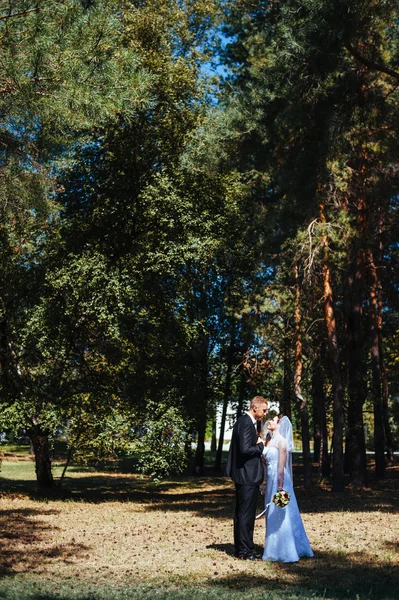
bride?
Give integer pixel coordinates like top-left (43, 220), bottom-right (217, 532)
top-left (262, 415), bottom-right (313, 562)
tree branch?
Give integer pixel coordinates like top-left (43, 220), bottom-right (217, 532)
top-left (345, 43), bottom-right (399, 80)
top-left (0, 8), bottom-right (38, 21)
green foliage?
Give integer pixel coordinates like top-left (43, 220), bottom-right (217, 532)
top-left (0, 0), bottom-right (149, 222)
top-left (136, 404), bottom-right (191, 480)
top-left (66, 401), bottom-right (134, 464)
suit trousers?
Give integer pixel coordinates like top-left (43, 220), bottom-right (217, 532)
top-left (234, 483), bottom-right (259, 557)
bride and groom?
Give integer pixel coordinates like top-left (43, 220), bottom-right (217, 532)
top-left (225, 395), bottom-right (313, 562)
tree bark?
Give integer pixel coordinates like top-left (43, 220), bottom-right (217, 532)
top-left (281, 318), bottom-right (292, 419)
top-left (210, 420), bottom-right (217, 452)
top-left (376, 214), bottom-right (394, 464)
top-left (29, 425), bottom-right (54, 488)
top-left (320, 202), bottom-right (344, 491)
top-left (311, 355), bottom-right (331, 477)
top-left (194, 420), bottom-right (206, 476)
top-left (367, 248), bottom-right (385, 478)
top-left (237, 370), bottom-right (246, 419)
top-left (379, 331), bottom-right (394, 464)
top-left (293, 265), bottom-right (312, 489)
top-left (344, 248), bottom-right (368, 488)
top-left (215, 321), bottom-right (236, 471)
top-left (312, 366), bottom-right (321, 465)
top-left (194, 334), bottom-right (209, 476)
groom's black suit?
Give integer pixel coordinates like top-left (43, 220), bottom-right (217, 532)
top-left (225, 413), bottom-right (264, 558)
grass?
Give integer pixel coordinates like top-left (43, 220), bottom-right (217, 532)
top-left (0, 444), bottom-right (31, 455)
top-left (0, 449), bottom-right (398, 600)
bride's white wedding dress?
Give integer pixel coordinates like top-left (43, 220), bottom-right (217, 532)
top-left (262, 418), bottom-right (313, 563)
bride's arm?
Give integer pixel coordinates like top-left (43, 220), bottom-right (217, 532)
top-left (277, 440), bottom-right (287, 490)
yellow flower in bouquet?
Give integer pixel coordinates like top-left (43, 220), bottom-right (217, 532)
top-left (272, 490), bottom-right (290, 508)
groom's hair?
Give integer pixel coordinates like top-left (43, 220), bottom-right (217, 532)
top-left (250, 395), bottom-right (268, 409)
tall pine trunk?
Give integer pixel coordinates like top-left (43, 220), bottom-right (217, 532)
top-left (377, 214), bottom-right (394, 464)
top-left (379, 326), bottom-right (394, 465)
top-left (311, 354), bottom-right (321, 464)
top-left (344, 250), bottom-right (368, 488)
top-left (281, 318), bottom-right (292, 419)
top-left (293, 265), bottom-right (312, 489)
top-left (320, 203), bottom-right (344, 491)
top-left (311, 354), bottom-right (330, 477)
top-left (367, 248), bottom-right (385, 478)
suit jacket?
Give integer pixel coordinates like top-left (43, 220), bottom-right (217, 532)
top-left (225, 414), bottom-right (264, 485)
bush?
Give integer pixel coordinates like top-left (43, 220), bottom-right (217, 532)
top-left (136, 404), bottom-right (191, 480)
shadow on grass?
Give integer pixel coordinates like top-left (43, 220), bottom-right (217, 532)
top-left (1, 461), bottom-right (398, 521)
top-left (1, 469), bottom-right (398, 522)
top-left (0, 560), bottom-right (397, 600)
top-left (1, 470), bottom-right (237, 517)
top-left (208, 549), bottom-right (399, 600)
top-left (205, 541), bottom-right (236, 557)
top-left (0, 507), bottom-right (90, 577)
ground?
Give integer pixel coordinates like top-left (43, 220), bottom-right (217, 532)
top-left (0, 450), bottom-right (398, 600)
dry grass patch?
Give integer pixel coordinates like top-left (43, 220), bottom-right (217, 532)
top-left (0, 459), bottom-right (398, 599)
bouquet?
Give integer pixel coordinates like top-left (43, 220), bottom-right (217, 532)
top-left (272, 490), bottom-right (290, 508)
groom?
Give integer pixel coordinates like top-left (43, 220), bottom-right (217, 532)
top-left (225, 395), bottom-right (268, 560)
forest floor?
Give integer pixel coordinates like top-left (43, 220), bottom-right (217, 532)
top-left (0, 450), bottom-right (398, 600)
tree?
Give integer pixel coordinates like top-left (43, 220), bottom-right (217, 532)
top-left (219, 0), bottom-right (399, 490)
top-left (0, 0), bottom-right (150, 486)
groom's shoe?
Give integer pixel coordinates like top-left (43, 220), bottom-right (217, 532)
top-left (238, 554), bottom-right (259, 560)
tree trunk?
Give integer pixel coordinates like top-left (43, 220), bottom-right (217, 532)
top-left (293, 265), bottom-right (312, 489)
top-left (215, 321), bottom-right (236, 471)
top-left (367, 248), bottom-right (385, 478)
top-left (210, 420), bottom-right (217, 452)
top-left (0, 313), bottom-right (13, 402)
top-left (194, 334), bottom-right (209, 476)
top-left (376, 216), bottom-right (394, 464)
top-left (312, 364), bottom-right (321, 464)
top-left (379, 336), bottom-right (394, 464)
top-left (281, 318), bottom-right (292, 419)
top-left (380, 359), bottom-right (394, 464)
top-left (237, 371), bottom-right (246, 419)
top-left (194, 421), bottom-right (206, 476)
top-left (323, 261), bottom-right (345, 490)
top-left (344, 252), bottom-right (368, 488)
top-left (236, 313), bottom-right (252, 419)
top-left (311, 356), bottom-right (330, 477)
top-left (320, 202), bottom-right (344, 491)
top-left (29, 425), bottom-right (54, 488)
